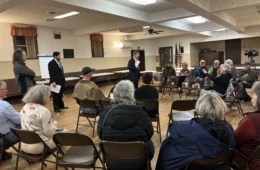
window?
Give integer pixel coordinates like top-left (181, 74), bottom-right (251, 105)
top-left (91, 40), bottom-right (104, 57)
top-left (13, 36), bottom-right (39, 59)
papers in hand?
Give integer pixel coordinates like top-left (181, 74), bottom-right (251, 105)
top-left (50, 84), bottom-right (61, 93)
top-left (135, 60), bottom-right (140, 68)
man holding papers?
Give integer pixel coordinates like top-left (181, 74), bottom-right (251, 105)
top-left (128, 51), bottom-right (141, 88)
top-left (48, 51), bottom-right (68, 112)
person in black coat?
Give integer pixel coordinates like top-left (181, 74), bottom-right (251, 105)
top-left (128, 51), bottom-right (140, 88)
top-left (202, 64), bottom-right (232, 95)
top-left (97, 80), bottom-right (154, 160)
top-left (48, 51), bottom-right (68, 112)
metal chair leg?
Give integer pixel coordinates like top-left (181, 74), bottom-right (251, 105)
top-left (158, 119), bottom-right (162, 143)
top-left (92, 117), bottom-right (97, 137)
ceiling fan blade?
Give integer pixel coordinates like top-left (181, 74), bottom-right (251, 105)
top-left (153, 32), bottom-right (160, 34)
top-left (155, 30), bottom-right (164, 32)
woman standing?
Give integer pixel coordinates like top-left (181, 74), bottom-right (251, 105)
top-left (13, 48), bottom-right (35, 96)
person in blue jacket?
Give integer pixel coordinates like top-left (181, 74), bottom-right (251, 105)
top-left (156, 92), bottom-right (235, 170)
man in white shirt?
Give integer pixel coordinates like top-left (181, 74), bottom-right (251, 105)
top-left (0, 80), bottom-right (21, 160)
top-left (127, 51), bottom-right (141, 88)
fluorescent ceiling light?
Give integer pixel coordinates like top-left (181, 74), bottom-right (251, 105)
top-left (54, 11), bottom-right (79, 19)
top-left (128, 0), bottom-right (156, 5)
top-left (214, 28), bottom-right (227, 32)
top-left (143, 26), bottom-right (150, 28)
top-left (188, 16), bottom-right (207, 24)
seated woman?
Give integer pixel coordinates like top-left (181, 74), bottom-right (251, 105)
top-left (178, 62), bottom-right (191, 89)
top-left (202, 64), bottom-right (232, 95)
top-left (232, 81), bottom-right (260, 169)
top-left (97, 80), bottom-right (154, 159)
top-left (20, 85), bottom-right (65, 154)
top-left (156, 92), bottom-right (235, 170)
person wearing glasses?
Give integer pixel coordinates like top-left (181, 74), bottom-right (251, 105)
top-left (232, 81), bottom-right (260, 169)
top-left (0, 81), bottom-right (21, 161)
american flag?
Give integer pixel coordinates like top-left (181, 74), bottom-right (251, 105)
top-left (178, 43), bottom-right (182, 67)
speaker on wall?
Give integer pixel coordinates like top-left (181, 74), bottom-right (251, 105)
top-left (54, 34), bottom-right (61, 39)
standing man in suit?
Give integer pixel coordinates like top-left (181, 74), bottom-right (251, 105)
top-left (128, 51), bottom-right (141, 88)
top-left (48, 51), bottom-right (68, 112)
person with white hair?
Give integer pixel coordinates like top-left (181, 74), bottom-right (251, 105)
top-left (20, 85), bottom-right (66, 154)
top-left (202, 64), bottom-right (232, 95)
top-left (156, 92), bottom-right (235, 170)
top-left (97, 80), bottom-right (154, 161)
top-left (225, 59), bottom-right (237, 80)
top-left (208, 60), bottom-right (221, 77)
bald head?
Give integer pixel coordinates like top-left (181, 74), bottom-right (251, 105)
top-left (200, 60), bottom-right (206, 67)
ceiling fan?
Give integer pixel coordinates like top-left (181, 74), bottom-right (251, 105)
top-left (145, 26), bottom-right (164, 35)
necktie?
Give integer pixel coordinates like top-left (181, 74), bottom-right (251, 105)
top-left (58, 61), bottom-right (64, 73)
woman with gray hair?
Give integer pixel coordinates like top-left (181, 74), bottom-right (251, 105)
top-left (202, 64), bottom-right (232, 95)
top-left (97, 80), bottom-right (154, 161)
top-left (225, 59), bottom-right (237, 80)
top-left (20, 85), bottom-right (65, 154)
top-left (232, 81), bottom-right (260, 169)
top-left (156, 92), bottom-right (235, 170)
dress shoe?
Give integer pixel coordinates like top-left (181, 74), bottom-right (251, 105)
top-left (60, 107), bottom-right (69, 109)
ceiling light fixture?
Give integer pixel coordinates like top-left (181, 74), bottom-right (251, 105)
top-left (54, 11), bottom-right (80, 19)
top-left (214, 28), bottom-right (227, 32)
top-left (143, 26), bottom-right (150, 28)
top-left (188, 16), bottom-right (207, 24)
top-left (128, 0), bottom-right (156, 5)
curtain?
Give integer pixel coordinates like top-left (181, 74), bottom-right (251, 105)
top-left (25, 37), bottom-right (37, 58)
top-left (11, 25), bottom-right (37, 37)
top-left (90, 34), bottom-right (103, 41)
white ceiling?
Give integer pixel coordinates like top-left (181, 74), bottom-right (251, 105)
top-left (0, 0), bottom-right (122, 29)
top-left (176, 17), bottom-right (210, 25)
top-left (106, 0), bottom-right (177, 13)
top-left (226, 6), bottom-right (260, 20)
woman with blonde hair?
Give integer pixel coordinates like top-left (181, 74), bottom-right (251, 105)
top-left (156, 92), bottom-right (235, 170)
top-left (178, 62), bottom-right (191, 89)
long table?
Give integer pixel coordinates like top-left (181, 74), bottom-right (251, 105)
top-left (80, 72), bottom-right (114, 84)
top-left (36, 77), bottom-right (80, 85)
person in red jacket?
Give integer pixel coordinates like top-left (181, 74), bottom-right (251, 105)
top-left (233, 81), bottom-right (260, 170)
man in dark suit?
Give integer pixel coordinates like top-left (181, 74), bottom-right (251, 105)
top-left (128, 51), bottom-right (140, 88)
top-left (48, 51), bottom-right (68, 112)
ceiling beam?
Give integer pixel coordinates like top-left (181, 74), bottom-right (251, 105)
top-left (210, 0), bottom-right (260, 12)
top-left (73, 20), bottom-right (143, 36)
top-left (165, 0), bottom-right (245, 33)
top-left (54, 0), bottom-right (151, 22)
top-left (237, 17), bottom-right (260, 27)
top-left (151, 8), bottom-right (194, 23)
top-left (192, 22), bottom-right (226, 32)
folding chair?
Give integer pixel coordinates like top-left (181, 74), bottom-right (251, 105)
top-left (166, 100), bottom-right (197, 137)
top-left (107, 86), bottom-right (115, 99)
top-left (10, 128), bottom-right (57, 170)
top-left (185, 148), bottom-right (237, 170)
top-left (225, 84), bottom-right (244, 115)
top-left (76, 99), bottom-right (100, 137)
top-left (138, 100), bottom-right (162, 143)
top-left (161, 76), bottom-right (181, 99)
top-left (99, 141), bottom-right (151, 170)
top-left (0, 132), bottom-right (18, 164)
top-left (53, 132), bottom-right (104, 170)
top-left (181, 75), bottom-right (200, 99)
top-left (99, 99), bottom-right (111, 111)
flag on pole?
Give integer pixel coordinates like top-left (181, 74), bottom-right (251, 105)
top-left (175, 43), bottom-right (178, 67)
top-left (178, 43), bottom-right (182, 67)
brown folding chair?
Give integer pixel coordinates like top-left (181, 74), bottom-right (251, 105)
top-left (76, 99), bottom-right (100, 137)
top-left (10, 128), bottom-right (57, 170)
top-left (161, 76), bottom-right (181, 99)
top-left (99, 141), bottom-right (151, 170)
top-left (107, 86), bottom-right (115, 99)
top-left (138, 100), bottom-right (162, 143)
top-left (181, 75), bottom-right (200, 99)
top-left (53, 132), bottom-right (103, 170)
top-left (166, 100), bottom-right (197, 137)
top-left (0, 132), bottom-right (18, 164)
top-left (99, 99), bottom-right (111, 111)
top-left (225, 83), bottom-right (244, 115)
top-left (185, 148), bottom-right (237, 170)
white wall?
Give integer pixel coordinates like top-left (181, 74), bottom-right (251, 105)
top-left (0, 23), bottom-right (14, 61)
top-left (241, 37), bottom-right (260, 63)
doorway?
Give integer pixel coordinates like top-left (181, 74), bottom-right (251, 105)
top-left (159, 47), bottom-right (173, 67)
top-left (130, 50), bottom-right (145, 71)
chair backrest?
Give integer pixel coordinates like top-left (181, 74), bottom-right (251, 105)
top-left (234, 84), bottom-right (243, 94)
top-left (108, 86), bottom-right (115, 99)
top-left (185, 75), bottom-right (197, 83)
top-left (186, 148), bottom-right (237, 169)
top-left (53, 132), bottom-right (95, 147)
top-left (171, 100), bottom-right (197, 111)
top-left (138, 100), bottom-right (159, 118)
top-left (76, 99), bottom-right (98, 109)
top-left (10, 128), bottom-right (43, 144)
top-left (247, 145), bottom-right (260, 163)
top-left (99, 141), bottom-right (150, 170)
